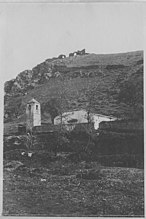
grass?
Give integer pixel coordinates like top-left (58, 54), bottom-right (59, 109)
top-left (3, 155), bottom-right (144, 217)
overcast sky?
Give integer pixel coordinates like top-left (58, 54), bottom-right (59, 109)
top-left (0, 2), bottom-right (145, 82)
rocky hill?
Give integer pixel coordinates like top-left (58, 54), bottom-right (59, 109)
top-left (4, 50), bottom-right (143, 123)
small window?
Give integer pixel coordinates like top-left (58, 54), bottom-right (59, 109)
top-left (36, 105), bottom-right (38, 110)
top-left (28, 105), bottom-right (31, 110)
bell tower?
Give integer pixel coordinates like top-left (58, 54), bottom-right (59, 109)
top-left (26, 98), bottom-right (41, 131)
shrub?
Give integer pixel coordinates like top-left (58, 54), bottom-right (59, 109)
top-left (97, 132), bottom-right (144, 155)
top-left (4, 149), bottom-right (26, 161)
top-left (93, 154), bottom-right (144, 169)
top-left (4, 160), bottom-right (24, 170)
top-left (4, 135), bottom-right (28, 152)
top-left (66, 152), bottom-right (82, 163)
top-left (31, 151), bottom-right (57, 166)
top-left (76, 168), bottom-right (103, 180)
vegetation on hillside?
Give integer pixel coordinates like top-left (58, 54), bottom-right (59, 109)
top-left (4, 50), bottom-right (143, 123)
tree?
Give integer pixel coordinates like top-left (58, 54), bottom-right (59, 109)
top-left (55, 78), bottom-right (69, 129)
top-left (117, 79), bottom-right (143, 119)
top-left (43, 98), bottom-right (59, 124)
top-left (84, 82), bottom-right (99, 149)
top-left (118, 81), bottom-right (137, 106)
top-left (42, 78), bottom-right (69, 126)
top-left (85, 82), bottom-right (103, 125)
top-left (4, 96), bottom-right (23, 121)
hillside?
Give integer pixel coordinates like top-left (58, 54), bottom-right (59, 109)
top-left (4, 50), bottom-right (143, 123)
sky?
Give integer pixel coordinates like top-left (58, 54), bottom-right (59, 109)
top-left (0, 2), bottom-right (145, 82)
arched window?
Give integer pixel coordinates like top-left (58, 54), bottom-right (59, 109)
top-left (36, 105), bottom-right (38, 110)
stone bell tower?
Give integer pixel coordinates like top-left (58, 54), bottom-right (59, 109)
top-left (26, 98), bottom-right (41, 131)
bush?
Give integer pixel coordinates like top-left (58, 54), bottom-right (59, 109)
top-left (66, 152), bottom-right (81, 162)
top-left (31, 151), bottom-right (57, 166)
top-left (66, 151), bottom-right (91, 163)
top-left (4, 135), bottom-right (28, 152)
top-left (76, 168), bottom-right (103, 180)
top-left (97, 132), bottom-right (144, 155)
top-left (4, 149), bottom-right (26, 161)
top-left (93, 154), bottom-right (144, 169)
top-left (4, 160), bottom-right (24, 170)
top-left (49, 166), bottom-right (71, 176)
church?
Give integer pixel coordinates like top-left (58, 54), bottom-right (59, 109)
top-left (25, 98), bottom-right (116, 133)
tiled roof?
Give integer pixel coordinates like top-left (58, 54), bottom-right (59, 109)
top-left (28, 98), bottom-right (40, 104)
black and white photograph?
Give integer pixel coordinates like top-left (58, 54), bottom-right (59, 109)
top-left (2, 1), bottom-right (145, 217)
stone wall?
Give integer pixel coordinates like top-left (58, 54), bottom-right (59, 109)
top-left (99, 120), bottom-right (143, 133)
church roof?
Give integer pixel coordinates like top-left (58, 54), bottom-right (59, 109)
top-left (28, 98), bottom-right (40, 104)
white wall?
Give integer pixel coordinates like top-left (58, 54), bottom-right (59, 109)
top-left (33, 103), bottom-right (41, 127)
top-left (26, 102), bottom-right (41, 130)
top-left (54, 110), bottom-right (116, 130)
top-left (92, 114), bottom-right (116, 129)
top-left (54, 110), bottom-right (87, 125)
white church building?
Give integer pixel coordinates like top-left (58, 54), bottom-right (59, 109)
top-left (54, 109), bottom-right (116, 130)
top-left (26, 99), bottom-right (116, 131)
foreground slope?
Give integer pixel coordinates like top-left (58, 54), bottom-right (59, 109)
top-left (3, 159), bottom-right (144, 216)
